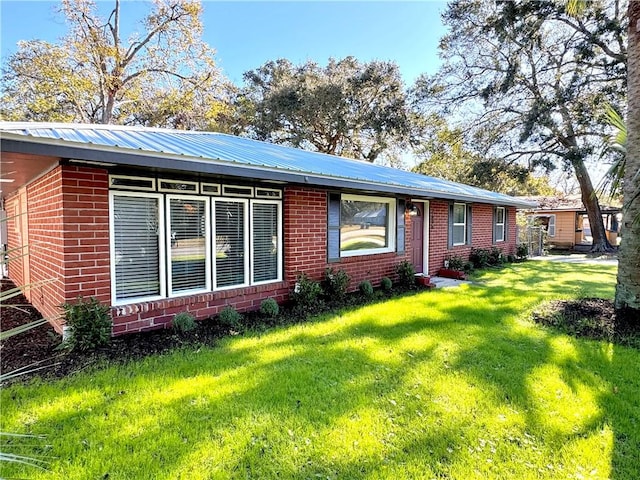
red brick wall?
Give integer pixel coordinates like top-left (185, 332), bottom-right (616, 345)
top-left (25, 167), bottom-right (66, 329)
top-left (428, 200), bottom-right (517, 275)
top-left (60, 165), bottom-right (111, 305)
top-left (6, 160), bottom-right (517, 336)
top-left (284, 186), bottom-right (411, 288)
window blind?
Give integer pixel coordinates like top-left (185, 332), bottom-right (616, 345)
top-left (112, 195), bottom-right (161, 300)
top-left (252, 202), bottom-right (279, 283)
top-left (215, 200), bottom-right (246, 287)
top-left (168, 198), bottom-right (207, 293)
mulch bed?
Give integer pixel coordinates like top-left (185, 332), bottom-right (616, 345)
top-left (532, 297), bottom-right (640, 348)
top-left (1, 279), bottom-right (240, 383)
top-left (1, 279), bottom-right (398, 383)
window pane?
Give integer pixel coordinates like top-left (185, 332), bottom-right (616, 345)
top-left (253, 202), bottom-right (279, 282)
top-left (113, 195), bottom-right (161, 300)
top-left (340, 200), bottom-right (388, 252)
top-left (453, 225), bottom-right (466, 245)
top-left (169, 198), bottom-right (206, 293)
top-left (496, 208), bottom-right (505, 224)
top-left (453, 204), bottom-right (466, 224)
top-left (215, 201), bottom-right (246, 287)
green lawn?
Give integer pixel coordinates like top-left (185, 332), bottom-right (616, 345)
top-left (2, 261), bottom-right (639, 479)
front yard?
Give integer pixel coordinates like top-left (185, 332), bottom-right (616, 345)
top-left (1, 262), bottom-right (638, 479)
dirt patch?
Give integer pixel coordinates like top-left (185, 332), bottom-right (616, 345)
top-left (532, 297), bottom-right (640, 348)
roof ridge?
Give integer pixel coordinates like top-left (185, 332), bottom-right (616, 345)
top-left (0, 121), bottom-right (216, 135)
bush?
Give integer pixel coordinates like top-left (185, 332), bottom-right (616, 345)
top-left (259, 298), bottom-right (280, 318)
top-left (469, 247), bottom-right (503, 269)
top-left (62, 296), bottom-right (112, 351)
top-left (218, 306), bottom-right (242, 329)
top-left (516, 243), bottom-right (529, 260)
top-left (446, 254), bottom-right (467, 271)
top-left (489, 246), bottom-right (504, 265)
top-left (359, 280), bottom-right (374, 298)
top-left (172, 312), bottom-right (197, 333)
top-left (469, 248), bottom-right (489, 269)
top-left (380, 276), bottom-right (393, 292)
top-left (290, 272), bottom-right (324, 312)
top-left (395, 260), bottom-right (416, 290)
top-left (322, 267), bottom-right (350, 301)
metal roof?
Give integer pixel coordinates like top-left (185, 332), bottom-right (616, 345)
top-left (0, 122), bottom-right (535, 207)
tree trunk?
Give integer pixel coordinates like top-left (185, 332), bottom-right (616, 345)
top-left (615, 0), bottom-right (640, 319)
top-left (571, 155), bottom-right (613, 253)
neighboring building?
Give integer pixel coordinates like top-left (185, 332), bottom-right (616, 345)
top-left (520, 195), bottom-right (622, 250)
top-left (1, 123), bottom-right (533, 335)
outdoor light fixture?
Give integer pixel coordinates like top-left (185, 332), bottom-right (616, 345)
top-left (405, 201), bottom-right (418, 214)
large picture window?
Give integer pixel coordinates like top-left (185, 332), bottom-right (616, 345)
top-left (109, 179), bottom-right (282, 305)
top-left (110, 192), bottom-right (164, 302)
top-left (340, 194), bottom-right (396, 256)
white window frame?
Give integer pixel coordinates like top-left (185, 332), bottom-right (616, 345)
top-left (200, 183), bottom-right (221, 195)
top-left (212, 198), bottom-right (250, 291)
top-left (159, 179), bottom-right (199, 194)
top-left (109, 191), bottom-right (166, 306)
top-left (109, 175), bottom-right (156, 192)
top-left (495, 207), bottom-right (505, 243)
top-left (452, 202), bottom-right (467, 246)
top-left (548, 214), bottom-right (556, 237)
top-left (250, 199), bottom-right (283, 285)
top-left (166, 195), bottom-right (211, 297)
top-left (340, 194), bottom-right (396, 257)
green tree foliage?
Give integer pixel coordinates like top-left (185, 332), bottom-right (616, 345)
top-left (237, 57), bottom-right (414, 164)
top-left (412, 115), bottom-right (558, 196)
top-left (414, 0), bottom-right (627, 251)
top-left (1, 0), bottom-right (229, 128)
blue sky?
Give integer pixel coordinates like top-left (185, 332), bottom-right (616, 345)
top-left (0, 1), bottom-right (448, 86)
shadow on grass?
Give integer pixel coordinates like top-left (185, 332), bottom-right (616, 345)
top-left (2, 262), bottom-right (636, 479)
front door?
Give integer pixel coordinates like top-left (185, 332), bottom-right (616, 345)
top-left (411, 203), bottom-right (424, 274)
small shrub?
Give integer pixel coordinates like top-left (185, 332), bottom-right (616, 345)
top-left (62, 296), bottom-right (111, 351)
top-left (470, 247), bottom-right (504, 268)
top-left (469, 248), bottom-right (489, 269)
top-left (218, 306), bottom-right (242, 329)
top-left (380, 276), bottom-right (393, 292)
top-left (516, 243), bottom-right (529, 260)
top-left (359, 280), bottom-right (374, 298)
top-left (172, 312), bottom-right (197, 333)
top-left (259, 298), bottom-right (280, 318)
top-left (446, 254), bottom-right (467, 271)
top-left (291, 272), bottom-right (324, 312)
top-left (489, 246), bottom-right (504, 265)
top-left (322, 267), bottom-right (351, 301)
top-left (395, 260), bottom-right (416, 290)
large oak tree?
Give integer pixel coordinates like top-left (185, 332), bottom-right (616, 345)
top-left (237, 57), bottom-right (414, 164)
top-left (1, 0), bottom-right (227, 127)
top-left (415, 0), bottom-right (627, 252)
